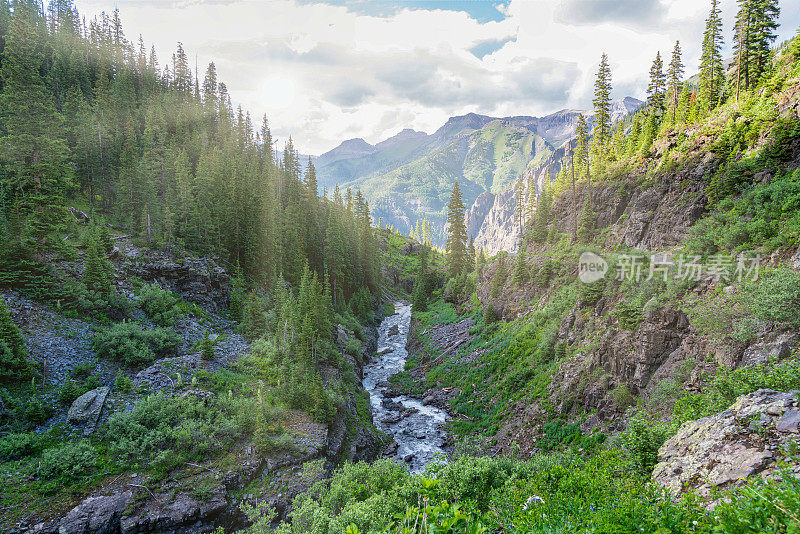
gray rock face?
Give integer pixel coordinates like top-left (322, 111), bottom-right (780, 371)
top-left (740, 333), bottom-right (798, 367)
top-left (653, 389), bottom-right (800, 496)
top-left (68, 387), bottom-right (109, 429)
top-left (27, 492), bottom-right (130, 534)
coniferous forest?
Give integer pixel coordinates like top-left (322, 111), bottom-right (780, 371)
top-left (3, 0), bottom-right (800, 532)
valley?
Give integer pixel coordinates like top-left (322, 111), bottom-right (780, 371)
top-left (2, 0), bottom-right (800, 533)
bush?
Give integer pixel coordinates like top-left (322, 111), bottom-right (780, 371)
top-left (621, 412), bottom-right (670, 474)
top-left (139, 283), bottom-right (183, 326)
top-left (58, 377), bottom-right (99, 405)
top-left (114, 370), bottom-right (133, 393)
top-left (38, 440), bottom-right (99, 484)
top-left (0, 431), bottom-right (43, 462)
top-left (105, 392), bottom-right (246, 475)
top-left (24, 395), bottom-right (52, 424)
top-left (93, 321), bottom-right (180, 367)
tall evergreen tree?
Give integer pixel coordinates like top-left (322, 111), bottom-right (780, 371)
top-left (576, 114), bottom-right (589, 181)
top-left (647, 52), bottom-right (666, 116)
top-left (445, 181), bottom-right (467, 277)
top-left (700, 0), bottom-right (725, 109)
top-left (0, 0), bottom-right (71, 249)
top-left (592, 53), bottom-right (612, 148)
top-left (666, 41), bottom-right (684, 122)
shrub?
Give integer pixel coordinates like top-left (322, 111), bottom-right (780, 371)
top-left (38, 440), bottom-right (99, 484)
top-left (0, 431), bottom-right (43, 462)
top-left (139, 283), bottom-right (183, 326)
top-left (93, 321), bottom-right (180, 367)
top-left (24, 395), bottom-right (52, 424)
top-left (198, 331), bottom-right (216, 361)
top-left (114, 370), bottom-right (133, 393)
top-left (83, 225), bottom-right (113, 294)
top-left (105, 392), bottom-right (246, 475)
top-left (621, 411), bottom-right (670, 474)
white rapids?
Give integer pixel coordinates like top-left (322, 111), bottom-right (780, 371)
top-left (362, 302), bottom-right (448, 473)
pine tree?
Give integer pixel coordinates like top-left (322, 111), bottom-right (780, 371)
top-left (592, 53), bottom-right (612, 148)
top-left (445, 181), bottom-right (467, 277)
top-left (576, 114), bottom-right (589, 181)
top-left (0, 297), bottom-right (30, 381)
top-left (512, 245), bottom-right (528, 286)
top-left (666, 41), bottom-right (684, 122)
top-left (0, 1), bottom-right (71, 249)
top-left (750, 0), bottom-right (779, 81)
top-left (83, 224), bottom-right (112, 294)
top-left (700, 0), bottom-right (725, 110)
top-left (647, 52), bottom-right (666, 117)
top-left (530, 187), bottom-right (552, 243)
top-left (577, 196), bottom-right (595, 244)
top-left (467, 236), bottom-right (476, 273)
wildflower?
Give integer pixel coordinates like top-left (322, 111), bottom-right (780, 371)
top-left (522, 495), bottom-right (545, 510)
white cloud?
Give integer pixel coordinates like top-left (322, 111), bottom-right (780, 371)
top-left (74, 0), bottom-right (800, 154)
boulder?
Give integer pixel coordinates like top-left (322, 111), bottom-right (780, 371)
top-left (58, 492), bottom-right (130, 534)
top-left (653, 389), bottom-right (800, 496)
top-left (68, 387), bottom-right (109, 428)
top-left (388, 325), bottom-right (400, 337)
top-left (740, 333), bottom-right (798, 367)
top-left (376, 346), bottom-right (393, 356)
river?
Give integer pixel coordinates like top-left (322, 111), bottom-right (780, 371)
top-left (362, 302), bottom-right (448, 473)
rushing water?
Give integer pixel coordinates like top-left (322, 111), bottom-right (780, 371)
top-left (362, 302), bottom-right (448, 473)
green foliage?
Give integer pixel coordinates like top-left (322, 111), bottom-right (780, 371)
top-left (349, 287), bottom-right (373, 324)
top-left (114, 370), bottom-right (133, 393)
top-left (83, 224), bottom-right (113, 294)
top-left (139, 283), bottom-right (183, 326)
top-left (673, 349), bottom-right (800, 427)
top-left (57, 376), bottom-right (99, 405)
top-left (621, 412), bottom-right (670, 474)
top-left (198, 332), bottom-right (216, 361)
top-left (0, 297), bottom-right (30, 381)
top-left (0, 431), bottom-right (44, 462)
top-left (240, 291), bottom-right (270, 340)
top-left (38, 440), bottom-right (99, 485)
top-left (24, 394), bottom-right (52, 425)
top-left (105, 392), bottom-right (248, 475)
top-left (687, 268), bottom-right (800, 342)
top-left (289, 459), bottom-right (411, 534)
top-left (93, 321), bottom-right (180, 367)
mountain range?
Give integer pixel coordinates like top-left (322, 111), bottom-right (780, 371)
top-left (314, 96), bottom-right (642, 250)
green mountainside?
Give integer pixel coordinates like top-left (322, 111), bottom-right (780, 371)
top-left (315, 101), bottom-right (642, 244)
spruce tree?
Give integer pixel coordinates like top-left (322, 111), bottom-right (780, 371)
top-left (592, 53), bottom-right (612, 148)
top-left (577, 196), bottom-right (595, 244)
top-left (666, 41), bottom-right (684, 122)
top-left (445, 181), bottom-right (467, 278)
top-left (647, 52), bottom-right (666, 117)
top-left (576, 114), bottom-right (589, 181)
top-left (83, 224), bottom-right (112, 294)
top-left (530, 187), bottom-right (552, 243)
top-left (0, 297), bottom-right (30, 381)
top-left (0, 0), bottom-right (71, 249)
top-left (700, 0), bottom-right (725, 110)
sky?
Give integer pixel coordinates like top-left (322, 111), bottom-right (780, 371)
top-left (74, 0), bottom-right (800, 155)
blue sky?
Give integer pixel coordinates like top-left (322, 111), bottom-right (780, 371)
top-left (297, 0), bottom-right (510, 22)
top-left (76, 0), bottom-right (800, 154)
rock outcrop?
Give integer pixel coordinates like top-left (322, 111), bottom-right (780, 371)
top-left (68, 387), bottom-right (109, 431)
top-left (653, 389), bottom-right (800, 496)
